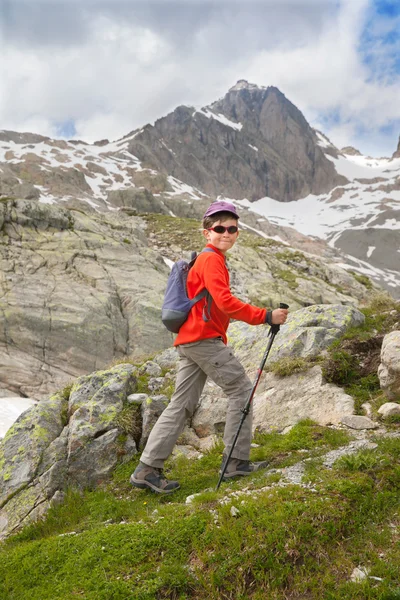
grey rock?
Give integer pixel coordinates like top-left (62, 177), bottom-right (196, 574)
top-left (0, 392), bottom-right (66, 507)
top-left (340, 415), bottom-right (378, 430)
top-left (68, 428), bottom-right (121, 488)
top-left (142, 361), bottom-right (162, 377)
top-left (127, 393), bottom-right (148, 404)
top-left (148, 377), bottom-right (165, 392)
top-left (252, 366), bottom-right (355, 433)
top-left (0, 363), bottom-right (140, 539)
top-left (378, 331), bottom-right (400, 400)
top-left (228, 304), bottom-right (365, 372)
top-left (140, 394), bottom-right (169, 448)
top-left (107, 188), bottom-right (169, 214)
top-left (378, 402), bottom-right (400, 418)
top-left (154, 348), bottom-right (179, 370)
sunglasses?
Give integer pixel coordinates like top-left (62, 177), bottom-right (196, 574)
top-left (207, 225), bottom-right (239, 234)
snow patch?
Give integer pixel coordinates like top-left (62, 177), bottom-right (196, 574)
top-left (195, 108), bottom-right (243, 131)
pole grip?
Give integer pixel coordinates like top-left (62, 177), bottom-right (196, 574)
top-left (270, 303), bottom-right (289, 334)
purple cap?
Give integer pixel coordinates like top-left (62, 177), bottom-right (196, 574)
top-left (203, 201), bottom-right (240, 219)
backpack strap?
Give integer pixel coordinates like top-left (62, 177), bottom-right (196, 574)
top-left (188, 247), bottom-right (218, 322)
top-left (199, 247), bottom-right (216, 322)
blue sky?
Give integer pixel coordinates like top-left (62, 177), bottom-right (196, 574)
top-left (1, 0), bottom-right (399, 157)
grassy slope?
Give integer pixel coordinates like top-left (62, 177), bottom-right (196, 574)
top-left (0, 421), bottom-right (399, 600)
top-left (1, 281), bottom-right (400, 599)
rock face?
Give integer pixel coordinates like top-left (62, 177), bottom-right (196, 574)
top-left (127, 81), bottom-right (346, 202)
top-left (0, 198), bottom-right (173, 398)
top-left (0, 200), bottom-right (375, 400)
top-left (378, 331), bottom-right (400, 400)
top-left (0, 364), bottom-right (138, 539)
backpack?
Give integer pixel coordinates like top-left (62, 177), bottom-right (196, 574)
top-left (161, 248), bottom-right (214, 333)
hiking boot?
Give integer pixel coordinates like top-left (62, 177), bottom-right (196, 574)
top-left (220, 455), bottom-right (269, 480)
top-left (130, 462), bottom-right (180, 494)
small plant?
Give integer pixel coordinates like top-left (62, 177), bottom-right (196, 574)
top-left (350, 271), bottom-right (373, 289)
top-left (365, 292), bottom-right (399, 313)
top-left (275, 249), bottom-right (307, 263)
top-left (267, 356), bottom-right (320, 377)
top-left (115, 404), bottom-right (142, 445)
top-left (335, 450), bottom-right (382, 472)
top-left (323, 350), bottom-right (359, 386)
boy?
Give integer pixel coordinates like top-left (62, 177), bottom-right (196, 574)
top-left (130, 201), bottom-right (288, 493)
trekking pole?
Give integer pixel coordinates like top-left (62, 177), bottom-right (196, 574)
top-left (216, 302), bottom-right (289, 491)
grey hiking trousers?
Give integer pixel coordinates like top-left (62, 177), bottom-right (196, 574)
top-left (141, 338), bottom-right (253, 469)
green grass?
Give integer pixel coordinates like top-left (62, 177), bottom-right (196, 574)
top-left (142, 214), bottom-right (204, 253)
top-left (2, 421), bottom-right (399, 599)
top-left (350, 271), bottom-right (374, 289)
top-left (266, 355), bottom-right (322, 377)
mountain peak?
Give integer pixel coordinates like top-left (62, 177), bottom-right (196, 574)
top-left (228, 79), bottom-right (266, 93)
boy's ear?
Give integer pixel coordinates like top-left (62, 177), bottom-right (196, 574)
top-left (203, 229), bottom-right (210, 240)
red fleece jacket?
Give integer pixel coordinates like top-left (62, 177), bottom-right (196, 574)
top-left (174, 244), bottom-right (267, 346)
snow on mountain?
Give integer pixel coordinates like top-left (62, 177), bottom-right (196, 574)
top-left (236, 142), bottom-right (400, 296)
top-left (0, 131), bottom-right (204, 209)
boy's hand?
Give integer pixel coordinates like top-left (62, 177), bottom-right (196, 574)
top-left (271, 308), bottom-right (288, 325)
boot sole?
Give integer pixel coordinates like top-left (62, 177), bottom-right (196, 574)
top-left (130, 474), bottom-right (180, 494)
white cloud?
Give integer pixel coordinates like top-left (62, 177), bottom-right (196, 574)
top-left (1, 0), bottom-right (399, 155)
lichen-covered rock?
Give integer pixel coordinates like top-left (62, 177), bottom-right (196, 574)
top-left (378, 331), bottom-right (400, 400)
top-left (0, 392), bottom-right (66, 507)
top-left (0, 363), bottom-right (140, 539)
top-left (228, 304), bottom-right (365, 373)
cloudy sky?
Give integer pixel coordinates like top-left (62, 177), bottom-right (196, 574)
top-left (1, 0), bottom-right (399, 156)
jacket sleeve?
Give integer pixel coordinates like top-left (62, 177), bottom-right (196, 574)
top-left (202, 254), bottom-right (267, 325)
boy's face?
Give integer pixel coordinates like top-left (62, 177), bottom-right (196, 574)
top-left (203, 217), bottom-right (239, 255)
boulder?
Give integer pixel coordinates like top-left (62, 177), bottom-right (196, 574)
top-left (227, 304), bottom-right (365, 373)
top-left (0, 364), bottom-right (140, 539)
top-left (377, 402), bottom-right (400, 419)
top-left (252, 366), bottom-right (354, 433)
top-left (378, 331), bottom-right (400, 400)
top-left (340, 415), bottom-right (378, 430)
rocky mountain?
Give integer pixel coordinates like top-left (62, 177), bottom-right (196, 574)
top-left (126, 81), bottom-right (347, 202)
top-left (0, 197), bottom-right (376, 401)
top-left (0, 80), bottom-right (398, 299)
